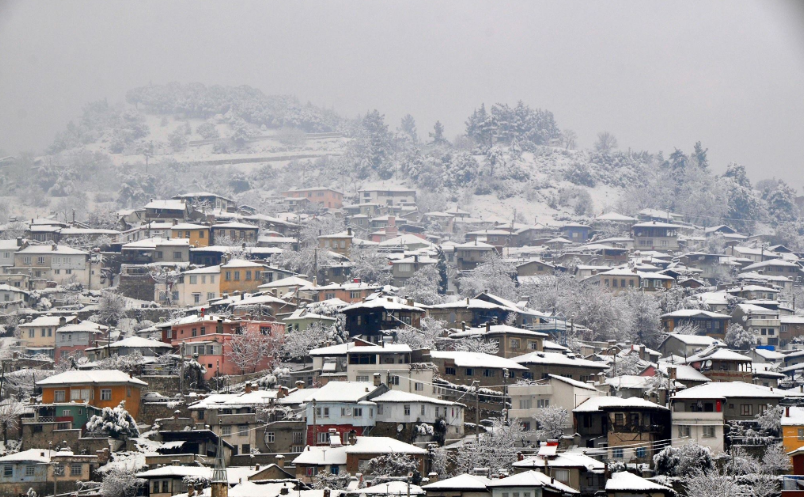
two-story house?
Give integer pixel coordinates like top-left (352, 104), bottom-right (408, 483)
top-left (0, 448), bottom-right (97, 497)
top-left (170, 222), bottom-right (211, 247)
top-left (509, 375), bottom-right (603, 434)
top-left (304, 381), bottom-right (384, 445)
top-left (54, 320), bottom-right (108, 363)
top-left (219, 259), bottom-right (266, 296)
top-left (211, 222), bottom-right (259, 244)
top-left (372, 389), bottom-right (464, 443)
top-left (631, 222), bottom-right (680, 251)
top-left (37, 370), bottom-right (147, 419)
top-left (18, 315), bottom-right (78, 358)
top-left (342, 295), bottom-right (426, 343)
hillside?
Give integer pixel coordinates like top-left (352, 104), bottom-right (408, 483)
top-left (1, 83), bottom-right (796, 242)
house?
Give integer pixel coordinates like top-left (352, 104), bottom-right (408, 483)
top-left (660, 309), bottom-right (731, 338)
top-left (782, 406), bottom-right (804, 467)
top-left (171, 265), bottom-right (221, 306)
top-left (305, 381), bottom-right (383, 445)
top-left (512, 447), bottom-right (605, 494)
top-left (0, 283), bottom-right (29, 310)
top-left (740, 259), bottom-right (801, 279)
top-left (292, 436), bottom-right (427, 482)
top-left (593, 268), bottom-right (640, 294)
top-left (358, 188), bottom-right (417, 206)
top-left (211, 221), bottom-right (259, 244)
top-left (342, 295), bottom-right (425, 343)
top-left (18, 315), bottom-right (78, 358)
top-left (509, 375), bottom-right (603, 433)
top-left (631, 222), bottom-right (681, 251)
top-left (573, 397), bottom-right (670, 464)
top-left (84, 336), bottom-right (174, 362)
top-left (145, 199), bottom-right (190, 221)
top-left (121, 237), bottom-right (191, 265)
top-left (657, 333), bottom-right (721, 359)
top-left (313, 281), bottom-right (383, 303)
top-left (170, 222), bottom-right (211, 247)
top-left (258, 275), bottom-right (315, 298)
top-left (283, 188), bottom-right (344, 209)
top-left (392, 254), bottom-right (436, 286)
top-left (0, 448), bottom-right (97, 497)
top-left (344, 344), bottom-right (436, 396)
top-left (670, 382), bottom-right (784, 454)
top-left (512, 351), bottom-right (608, 384)
top-left (219, 259), bottom-right (266, 295)
top-left (173, 192), bottom-right (236, 212)
top-left (430, 350), bottom-right (529, 387)
top-left (605, 472), bottom-right (674, 497)
top-left (454, 241), bottom-right (496, 270)
top-left (284, 307), bottom-right (338, 332)
top-left (422, 474), bottom-right (492, 497)
top-left (54, 320), bottom-right (109, 363)
top-left (560, 223), bottom-right (591, 243)
top-left (781, 316), bottom-right (804, 345)
top-left (685, 345), bottom-right (753, 383)
top-left (188, 384), bottom-right (281, 456)
top-left (372, 389), bottom-right (464, 443)
top-left (486, 470), bottom-right (579, 497)
top-left (13, 244), bottom-right (103, 289)
top-left (37, 369), bottom-right (147, 419)
top-left (448, 324), bottom-right (547, 359)
top-left (732, 303), bottom-right (781, 348)
top-left (318, 229), bottom-right (355, 257)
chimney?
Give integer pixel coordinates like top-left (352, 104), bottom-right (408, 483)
top-left (461, 321), bottom-right (466, 331)
top-left (428, 472), bottom-right (438, 484)
top-left (485, 322), bottom-right (491, 332)
top-left (245, 383), bottom-right (252, 394)
top-left (786, 406), bottom-right (790, 417)
top-left (388, 216), bottom-right (395, 227)
top-left (373, 373), bottom-right (382, 387)
top-left (347, 227), bottom-right (353, 236)
top-left (295, 380), bottom-right (305, 389)
top-left (275, 454), bottom-right (285, 468)
top-left (173, 410), bottom-right (180, 420)
top-left (59, 316), bottom-right (67, 327)
top-left (407, 298), bottom-right (414, 307)
top-left (280, 485), bottom-right (289, 495)
top-left (255, 463), bottom-right (260, 471)
top-left (216, 319), bottom-right (224, 334)
top-left (15, 237), bottom-right (22, 247)
top-left (638, 345), bottom-right (646, 361)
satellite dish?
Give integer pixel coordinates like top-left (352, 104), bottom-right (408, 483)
top-left (397, 424), bottom-right (404, 433)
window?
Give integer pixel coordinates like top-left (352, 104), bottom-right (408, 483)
top-left (519, 399), bottom-right (532, 409)
top-left (241, 444), bottom-right (250, 454)
top-left (293, 431), bottom-right (304, 444)
top-left (225, 271), bottom-right (232, 281)
top-left (465, 368), bottom-right (474, 376)
top-left (510, 338), bottom-right (520, 349)
top-left (554, 469), bottom-right (570, 483)
top-left (483, 369), bottom-right (494, 377)
top-left (173, 251), bottom-right (182, 260)
top-left (155, 251), bottom-right (163, 259)
top-left (25, 465), bottom-right (35, 476)
top-left (207, 292), bottom-right (216, 300)
top-left (189, 275), bottom-right (198, 284)
top-left (317, 432), bottom-right (329, 444)
top-left (613, 448), bottom-right (624, 459)
top-left (53, 464), bottom-right (64, 476)
top-left (323, 407), bottom-right (330, 418)
top-left (389, 376), bottom-right (400, 385)
top-left (193, 293), bottom-right (201, 304)
top-left (222, 425), bottom-right (232, 436)
top-left (703, 426), bottom-right (716, 438)
top-left (741, 404), bottom-right (753, 416)
top-left (404, 404), bottom-right (411, 416)
top-left (354, 408), bottom-right (363, 417)
top-left (614, 413), bottom-right (624, 425)
top-left (200, 326), bottom-right (206, 335)
top-left (350, 291), bottom-right (361, 299)
top-left (3, 465), bottom-right (11, 477)
top-left (377, 405), bottom-right (383, 415)
top-left (54, 390), bottom-right (66, 402)
top-left (234, 271), bottom-right (240, 281)
top-left (445, 367), bottom-right (456, 375)
top-left (245, 270), bottom-right (252, 281)
top-left (421, 405), bottom-right (426, 415)
top-left (192, 328), bottom-right (197, 337)
top-left (101, 389), bottom-right (112, 401)
top-left (415, 382), bottom-right (423, 392)
top-left (70, 463), bottom-right (82, 476)
top-left (678, 425), bottom-right (691, 438)
top-left (537, 399), bottom-right (550, 408)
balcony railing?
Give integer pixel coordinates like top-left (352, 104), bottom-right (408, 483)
top-left (22, 415), bottom-right (54, 424)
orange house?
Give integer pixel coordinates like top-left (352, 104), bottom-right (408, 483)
top-left (170, 223), bottom-right (211, 247)
top-left (37, 370), bottom-right (147, 420)
top-left (220, 259), bottom-right (266, 295)
top-left (282, 187), bottom-right (344, 209)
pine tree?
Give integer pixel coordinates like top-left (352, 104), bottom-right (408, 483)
top-left (436, 247), bottom-right (448, 295)
top-left (400, 114), bottom-right (418, 143)
top-left (429, 121), bottom-right (446, 145)
top-left (692, 141), bottom-right (709, 170)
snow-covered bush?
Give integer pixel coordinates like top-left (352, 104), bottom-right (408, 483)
top-left (86, 402), bottom-right (140, 439)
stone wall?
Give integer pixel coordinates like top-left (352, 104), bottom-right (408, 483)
top-left (138, 400), bottom-right (191, 426)
top-left (140, 375), bottom-right (182, 396)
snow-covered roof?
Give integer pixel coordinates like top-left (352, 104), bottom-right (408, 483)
top-left (372, 389), bottom-right (457, 406)
top-left (306, 381), bottom-right (378, 402)
top-left (662, 333), bottom-right (721, 346)
top-left (782, 406), bottom-right (804, 426)
top-left (378, 234), bottom-right (433, 247)
top-left (170, 223), bottom-right (208, 230)
top-left (596, 212), bottom-right (637, 222)
top-left (422, 474), bottom-right (492, 490)
top-left (0, 448), bottom-right (53, 463)
top-left (486, 470), bottom-right (578, 494)
top-left (19, 315), bottom-right (78, 327)
top-left (17, 244), bottom-right (87, 255)
top-left (430, 351), bottom-right (528, 370)
top-left (341, 296), bottom-right (425, 313)
top-left (189, 389), bottom-right (280, 410)
top-left (105, 336), bottom-right (173, 350)
top-left (212, 222), bottom-right (259, 229)
top-left (660, 309), bottom-right (731, 319)
top-left (354, 481), bottom-right (425, 496)
top-left (56, 321), bottom-right (108, 333)
top-left (573, 396), bottom-right (668, 412)
top-left (743, 259), bottom-right (801, 271)
top-left (220, 258), bottom-right (265, 268)
top-left (687, 346), bottom-right (751, 363)
top-left (37, 370), bottom-right (148, 387)
top-left (345, 436), bottom-right (427, 455)
top-left (513, 351), bottom-right (608, 370)
top-left (605, 471), bottom-right (672, 492)
top-left (656, 363), bottom-right (711, 383)
top-left (545, 374), bottom-right (600, 391)
top-left (258, 276), bottom-right (314, 288)
top-left (671, 381), bottom-right (784, 400)
top-left (146, 199), bottom-right (186, 210)
top-left (513, 450), bottom-right (605, 471)
top-left (183, 265), bottom-right (221, 275)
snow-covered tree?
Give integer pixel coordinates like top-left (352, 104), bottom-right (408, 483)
top-left (99, 465), bottom-right (144, 497)
top-left (726, 446), bottom-right (760, 476)
top-left (0, 399), bottom-right (24, 444)
top-left (86, 402), bottom-right (140, 439)
top-left (281, 322), bottom-right (332, 361)
top-left (620, 290), bottom-right (663, 348)
top-left (594, 132), bottom-right (618, 154)
top-left (400, 114), bottom-right (418, 143)
top-left (534, 406), bottom-right (570, 440)
top-left (96, 290), bottom-right (127, 327)
top-left (608, 353), bottom-right (643, 377)
top-left (452, 337), bottom-right (499, 355)
top-left (349, 246), bottom-right (392, 286)
top-left (761, 443), bottom-right (791, 474)
top-left (653, 442), bottom-right (714, 477)
top-left (395, 317), bottom-right (448, 350)
top-left (684, 468), bottom-right (740, 497)
top-left (459, 252), bottom-right (517, 301)
top-left (725, 323), bottom-right (757, 349)
top-left (755, 404), bottom-right (784, 437)
top-left (312, 470), bottom-right (352, 490)
top-left (430, 121), bottom-right (447, 145)
top-left (364, 453), bottom-right (420, 480)
top-left (226, 330), bottom-right (282, 375)
top-left (436, 248), bottom-right (449, 295)
top-left (454, 418), bottom-right (528, 475)
top-left (401, 264), bottom-right (444, 305)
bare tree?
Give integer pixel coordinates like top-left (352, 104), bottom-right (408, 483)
top-left (0, 399), bottom-right (25, 444)
top-left (225, 330), bottom-right (282, 375)
top-left (594, 131), bottom-right (618, 154)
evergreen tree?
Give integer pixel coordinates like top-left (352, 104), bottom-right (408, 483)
top-left (429, 121), bottom-right (447, 145)
top-left (692, 141), bottom-right (709, 170)
top-left (400, 114), bottom-right (418, 143)
top-left (436, 247), bottom-right (448, 295)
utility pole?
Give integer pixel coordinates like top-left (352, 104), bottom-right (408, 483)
top-left (312, 399), bottom-right (318, 447)
top-left (179, 342), bottom-right (185, 395)
top-left (502, 369), bottom-right (509, 425)
top-left (474, 380), bottom-right (480, 443)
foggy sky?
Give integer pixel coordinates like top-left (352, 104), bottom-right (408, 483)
top-left (1, 0), bottom-right (803, 185)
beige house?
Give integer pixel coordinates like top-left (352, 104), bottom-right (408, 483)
top-left (168, 265), bottom-right (221, 307)
top-left (18, 315), bottom-right (78, 357)
top-left (13, 244), bottom-right (104, 289)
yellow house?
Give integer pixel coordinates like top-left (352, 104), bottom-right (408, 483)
top-left (782, 406), bottom-right (804, 466)
top-left (170, 223), bottom-right (210, 247)
top-left (18, 315), bottom-right (78, 357)
top-left (220, 259), bottom-right (266, 296)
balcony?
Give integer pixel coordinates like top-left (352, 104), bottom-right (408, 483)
top-left (22, 415), bottom-right (54, 424)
